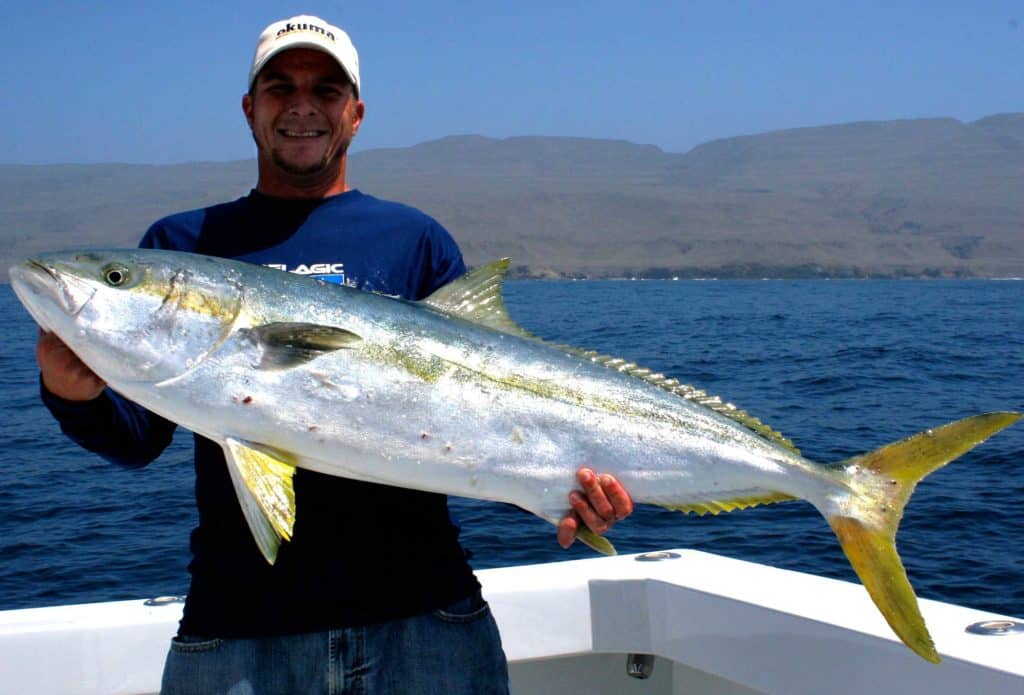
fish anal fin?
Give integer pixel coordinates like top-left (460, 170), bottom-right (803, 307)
top-left (223, 437), bottom-right (298, 564)
top-left (659, 491), bottom-right (796, 516)
top-left (247, 322), bottom-right (362, 369)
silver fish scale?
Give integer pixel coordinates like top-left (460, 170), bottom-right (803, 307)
top-left (13, 249), bottom-right (1021, 664)
top-left (17, 250), bottom-right (844, 525)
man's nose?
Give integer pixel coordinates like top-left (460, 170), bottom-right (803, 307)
top-left (287, 91), bottom-right (316, 115)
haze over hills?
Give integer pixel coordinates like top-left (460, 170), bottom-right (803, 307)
top-left (3, 114), bottom-right (1023, 279)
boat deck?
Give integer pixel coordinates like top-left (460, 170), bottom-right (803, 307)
top-left (1, 549), bottom-right (1021, 694)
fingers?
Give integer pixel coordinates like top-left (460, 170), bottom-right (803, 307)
top-left (580, 468), bottom-right (616, 518)
top-left (559, 468), bottom-right (636, 548)
top-left (36, 328), bottom-right (60, 363)
top-left (35, 329), bottom-right (106, 401)
top-left (600, 472), bottom-right (634, 521)
top-left (557, 511), bottom-right (579, 549)
top-left (37, 329), bottom-right (67, 373)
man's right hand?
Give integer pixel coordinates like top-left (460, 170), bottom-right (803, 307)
top-left (36, 329), bottom-right (106, 401)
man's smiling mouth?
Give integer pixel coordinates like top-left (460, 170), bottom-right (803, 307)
top-left (279, 129), bottom-right (326, 138)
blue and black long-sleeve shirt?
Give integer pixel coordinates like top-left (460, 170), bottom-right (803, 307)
top-left (41, 189), bottom-right (480, 637)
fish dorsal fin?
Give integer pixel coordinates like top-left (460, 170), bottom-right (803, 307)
top-left (422, 259), bottom-right (534, 338)
top-left (246, 322), bottom-right (363, 369)
top-left (665, 380), bottom-right (799, 455)
top-left (426, 259), bottom-right (798, 454)
top-left (222, 437), bottom-right (297, 564)
top-left (563, 346), bottom-right (801, 455)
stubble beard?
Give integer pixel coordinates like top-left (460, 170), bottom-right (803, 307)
top-left (252, 121), bottom-right (353, 181)
top-left (270, 142), bottom-right (347, 177)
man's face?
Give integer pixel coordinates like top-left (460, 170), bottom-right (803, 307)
top-left (243, 48), bottom-right (364, 178)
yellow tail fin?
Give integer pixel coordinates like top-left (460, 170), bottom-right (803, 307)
top-left (828, 411), bottom-right (1021, 663)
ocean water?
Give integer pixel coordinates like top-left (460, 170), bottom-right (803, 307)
top-left (0, 279), bottom-right (1021, 619)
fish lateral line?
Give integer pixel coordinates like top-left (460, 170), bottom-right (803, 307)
top-left (424, 258), bottom-right (799, 454)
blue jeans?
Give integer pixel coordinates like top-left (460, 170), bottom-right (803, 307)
top-left (160, 591), bottom-right (509, 694)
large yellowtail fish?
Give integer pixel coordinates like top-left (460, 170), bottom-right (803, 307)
top-left (10, 249), bottom-right (1020, 663)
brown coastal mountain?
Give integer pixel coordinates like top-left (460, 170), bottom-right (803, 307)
top-left (3, 114), bottom-right (1023, 279)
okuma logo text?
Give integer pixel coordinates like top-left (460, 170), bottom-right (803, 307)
top-left (276, 22), bottom-right (335, 42)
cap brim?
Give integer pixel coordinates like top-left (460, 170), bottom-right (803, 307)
top-left (249, 39), bottom-right (359, 95)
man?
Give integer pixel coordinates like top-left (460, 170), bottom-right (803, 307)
top-left (35, 15), bottom-right (633, 694)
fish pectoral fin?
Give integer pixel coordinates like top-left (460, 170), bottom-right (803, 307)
top-left (247, 322), bottom-right (363, 369)
top-left (222, 437), bottom-right (298, 564)
top-left (420, 259), bottom-right (535, 339)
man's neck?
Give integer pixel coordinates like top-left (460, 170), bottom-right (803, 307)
top-left (254, 155), bottom-right (350, 199)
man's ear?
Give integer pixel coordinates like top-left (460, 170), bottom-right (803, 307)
top-left (351, 100), bottom-right (365, 136)
top-left (242, 93), bottom-right (254, 129)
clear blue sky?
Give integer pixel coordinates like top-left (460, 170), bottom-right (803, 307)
top-left (3, 1), bottom-right (1021, 164)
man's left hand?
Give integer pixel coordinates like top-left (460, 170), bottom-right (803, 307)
top-left (557, 468), bottom-right (634, 548)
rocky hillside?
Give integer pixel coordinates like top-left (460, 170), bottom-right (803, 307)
top-left (3, 114), bottom-right (1023, 278)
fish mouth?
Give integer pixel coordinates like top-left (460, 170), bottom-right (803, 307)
top-left (10, 258), bottom-right (96, 328)
top-left (25, 259), bottom-right (60, 287)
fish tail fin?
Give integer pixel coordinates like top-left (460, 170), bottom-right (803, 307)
top-left (826, 411), bottom-right (1021, 663)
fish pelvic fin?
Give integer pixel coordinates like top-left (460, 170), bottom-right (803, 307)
top-left (223, 437), bottom-right (298, 564)
top-left (827, 411), bottom-right (1022, 664)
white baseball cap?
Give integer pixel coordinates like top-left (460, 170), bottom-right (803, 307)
top-left (248, 15), bottom-right (361, 96)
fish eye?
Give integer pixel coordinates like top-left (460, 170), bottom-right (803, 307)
top-left (103, 265), bottom-right (130, 287)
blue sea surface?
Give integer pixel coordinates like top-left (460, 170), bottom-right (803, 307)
top-left (0, 279), bottom-right (1021, 618)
